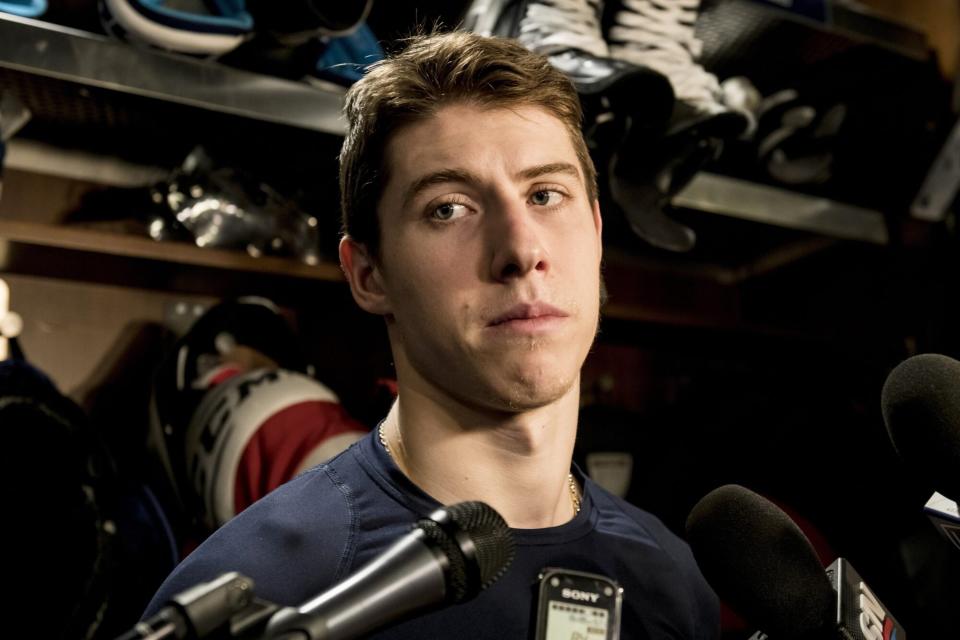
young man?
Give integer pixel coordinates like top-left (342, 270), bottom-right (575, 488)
top-left (144, 31), bottom-right (719, 638)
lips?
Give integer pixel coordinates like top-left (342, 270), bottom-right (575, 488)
top-left (488, 302), bottom-right (568, 327)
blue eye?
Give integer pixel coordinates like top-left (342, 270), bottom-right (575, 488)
top-left (432, 202), bottom-right (468, 221)
top-left (531, 190), bottom-right (563, 206)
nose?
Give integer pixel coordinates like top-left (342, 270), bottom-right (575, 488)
top-left (488, 200), bottom-right (549, 282)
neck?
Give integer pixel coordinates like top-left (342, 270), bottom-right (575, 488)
top-left (380, 380), bottom-right (582, 529)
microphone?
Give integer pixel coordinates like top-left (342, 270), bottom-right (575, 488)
top-left (265, 500), bottom-right (515, 640)
top-left (881, 353), bottom-right (960, 550)
top-left (686, 484), bottom-right (905, 640)
top-left (116, 572), bottom-right (278, 640)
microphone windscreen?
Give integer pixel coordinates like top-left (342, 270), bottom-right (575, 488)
top-left (418, 501), bottom-right (515, 602)
top-left (686, 485), bottom-right (835, 640)
top-left (882, 353), bottom-right (960, 501)
top-left (443, 501), bottom-right (515, 588)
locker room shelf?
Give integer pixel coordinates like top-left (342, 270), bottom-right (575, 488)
top-left (673, 172), bottom-right (889, 245)
top-left (0, 218), bottom-right (341, 277)
top-left (0, 12), bottom-right (346, 135)
top-left (0, 219), bottom-right (346, 301)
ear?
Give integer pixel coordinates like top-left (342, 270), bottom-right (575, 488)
top-left (339, 236), bottom-right (392, 316)
top-left (592, 198), bottom-right (603, 260)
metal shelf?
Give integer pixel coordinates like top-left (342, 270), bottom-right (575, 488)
top-left (0, 13), bottom-right (345, 135)
top-left (674, 172), bottom-right (889, 245)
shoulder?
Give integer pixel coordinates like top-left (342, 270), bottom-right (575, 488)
top-left (587, 483), bottom-right (720, 639)
top-left (590, 485), bottom-right (689, 557)
top-left (143, 456), bottom-right (360, 618)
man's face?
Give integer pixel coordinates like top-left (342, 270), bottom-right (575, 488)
top-left (367, 103), bottom-right (602, 413)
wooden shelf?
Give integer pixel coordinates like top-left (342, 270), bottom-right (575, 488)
top-left (0, 219), bottom-right (352, 304)
top-left (0, 219), bottom-right (343, 281)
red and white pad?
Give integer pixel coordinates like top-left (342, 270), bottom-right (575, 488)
top-left (184, 368), bottom-right (367, 528)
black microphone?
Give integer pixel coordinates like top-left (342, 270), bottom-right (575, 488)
top-left (881, 353), bottom-right (960, 550)
top-left (265, 500), bottom-right (515, 640)
top-left (686, 484), bottom-right (905, 640)
top-left (116, 572), bottom-right (278, 640)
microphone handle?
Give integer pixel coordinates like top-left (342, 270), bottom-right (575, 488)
top-left (747, 559), bottom-right (905, 640)
top-left (265, 528), bottom-right (451, 640)
top-left (113, 609), bottom-right (184, 640)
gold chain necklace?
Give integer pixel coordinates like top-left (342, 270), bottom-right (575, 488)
top-left (379, 424), bottom-right (581, 515)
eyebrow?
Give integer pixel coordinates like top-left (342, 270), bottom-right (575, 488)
top-left (515, 162), bottom-right (580, 182)
top-left (401, 162), bottom-right (582, 208)
top-left (403, 168), bottom-right (477, 208)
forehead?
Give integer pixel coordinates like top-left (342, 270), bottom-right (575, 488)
top-left (380, 103), bottom-right (582, 193)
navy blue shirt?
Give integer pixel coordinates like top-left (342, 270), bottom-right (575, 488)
top-left (146, 430), bottom-right (719, 638)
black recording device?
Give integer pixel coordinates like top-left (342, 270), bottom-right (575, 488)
top-left (534, 568), bottom-right (622, 640)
